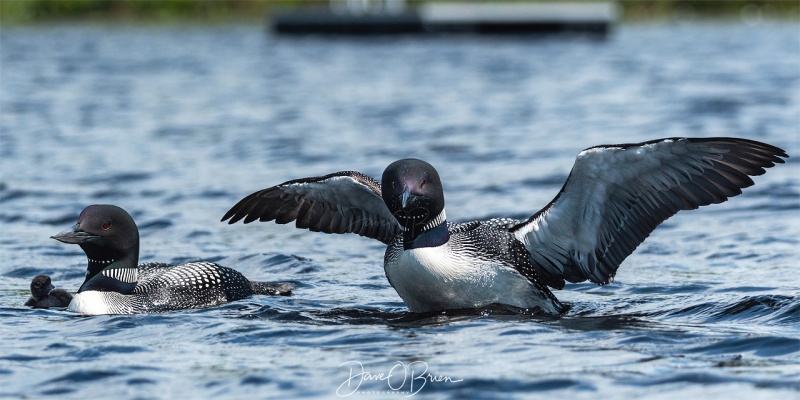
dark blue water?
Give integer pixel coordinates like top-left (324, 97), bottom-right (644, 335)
top-left (1, 21), bottom-right (799, 399)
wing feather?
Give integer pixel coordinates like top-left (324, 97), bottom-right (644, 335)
top-left (511, 137), bottom-right (787, 288)
top-left (222, 171), bottom-right (401, 244)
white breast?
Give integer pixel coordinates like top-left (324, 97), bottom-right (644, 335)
top-left (67, 291), bottom-right (133, 315)
top-left (385, 243), bottom-right (559, 313)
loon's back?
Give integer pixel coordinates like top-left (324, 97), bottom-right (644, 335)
top-left (68, 261), bottom-right (257, 315)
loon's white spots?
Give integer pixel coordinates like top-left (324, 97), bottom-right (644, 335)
top-left (87, 261), bottom-right (256, 314)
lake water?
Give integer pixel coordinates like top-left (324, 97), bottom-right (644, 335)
top-left (1, 21), bottom-right (799, 399)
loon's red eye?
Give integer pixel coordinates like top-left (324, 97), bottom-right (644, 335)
top-left (102, 222), bottom-right (111, 230)
top-left (420, 181), bottom-right (426, 189)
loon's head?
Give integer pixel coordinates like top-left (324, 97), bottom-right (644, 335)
top-left (30, 275), bottom-right (55, 300)
top-left (381, 159), bottom-right (446, 241)
top-left (52, 204), bottom-right (140, 271)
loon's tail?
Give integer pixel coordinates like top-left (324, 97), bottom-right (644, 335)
top-left (250, 281), bottom-right (293, 296)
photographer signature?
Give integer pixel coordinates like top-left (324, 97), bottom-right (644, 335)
top-left (336, 360), bottom-right (463, 397)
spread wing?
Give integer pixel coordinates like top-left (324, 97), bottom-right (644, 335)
top-left (510, 137), bottom-right (788, 289)
top-left (222, 171), bottom-right (401, 244)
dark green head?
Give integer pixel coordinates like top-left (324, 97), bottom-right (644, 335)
top-left (381, 159), bottom-right (446, 240)
top-left (52, 204), bottom-right (139, 267)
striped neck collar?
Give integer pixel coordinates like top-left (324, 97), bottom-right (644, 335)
top-left (403, 209), bottom-right (448, 249)
top-left (100, 264), bottom-right (138, 284)
top-left (422, 209), bottom-right (446, 233)
top-left (399, 209), bottom-right (447, 233)
top-left (80, 257), bottom-right (138, 293)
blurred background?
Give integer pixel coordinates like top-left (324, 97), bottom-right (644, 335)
top-left (1, 1), bottom-right (798, 399)
top-left (1, 0), bottom-right (798, 23)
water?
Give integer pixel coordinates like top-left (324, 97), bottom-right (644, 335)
top-left (1, 21), bottom-right (799, 399)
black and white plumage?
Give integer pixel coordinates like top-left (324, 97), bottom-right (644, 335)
top-left (53, 204), bottom-right (292, 315)
top-left (222, 137), bottom-right (787, 314)
top-left (25, 275), bottom-right (72, 308)
top-left (224, 171), bottom-right (400, 244)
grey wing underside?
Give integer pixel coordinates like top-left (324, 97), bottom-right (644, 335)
top-left (511, 137), bottom-right (788, 289)
top-left (222, 171), bottom-right (401, 244)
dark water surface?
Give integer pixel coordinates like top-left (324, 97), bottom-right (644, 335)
top-left (1, 22), bottom-right (799, 399)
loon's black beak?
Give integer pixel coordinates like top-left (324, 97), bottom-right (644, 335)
top-left (401, 187), bottom-right (411, 209)
top-left (51, 224), bottom-right (95, 244)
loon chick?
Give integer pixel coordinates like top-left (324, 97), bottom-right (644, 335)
top-left (222, 137), bottom-right (787, 315)
top-left (53, 205), bottom-right (292, 315)
top-left (25, 275), bottom-right (72, 308)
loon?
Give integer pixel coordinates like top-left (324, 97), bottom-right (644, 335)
top-left (25, 275), bottom-right (73, 308)
top-left (53, 204), bottom-right (292, 315)
top-left (221, 137), bottom-right (787, 314)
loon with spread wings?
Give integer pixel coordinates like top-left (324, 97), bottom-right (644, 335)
top-left (222, 137), bottom-right (787, 314)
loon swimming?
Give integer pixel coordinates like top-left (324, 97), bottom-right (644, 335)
top-left (222, 137), bottom-right (787, 314)
top-left (25, 275), bottom-right (73, 308)
top-left (53, 204), bottom-right (292, 315)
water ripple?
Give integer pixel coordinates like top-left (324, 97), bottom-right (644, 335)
top-left (1, 22), bottom-right (797, 400)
